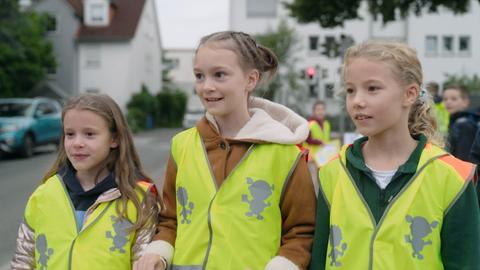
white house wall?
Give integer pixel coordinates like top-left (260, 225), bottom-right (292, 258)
top-left (78, 42), bottom-right (132, 110)
top-left (164, 49), bottom-right (196, 94)
top-left (408, 2), bottom-right (480, 84)
top-left (130, 0), bottom-right (162, 95)
top-left (78, 0), bottom-right (162, 110)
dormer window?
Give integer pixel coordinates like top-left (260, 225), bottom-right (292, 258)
top-left (84, 0), bottom-right (109, 26)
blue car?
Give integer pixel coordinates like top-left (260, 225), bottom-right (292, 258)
top-left (0, 98), bottom-right (62, 157)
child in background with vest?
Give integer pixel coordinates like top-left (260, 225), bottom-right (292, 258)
top-left (309, 41), bottom-right (480, 269)
top-left (443, 84), bottom-right (479, 162)
top-left (11, 94), bottom-right (160, 270)
top-left (134, 31), bottom-right (316, 270)
top-left (304, 100), bottom-right (331, 166)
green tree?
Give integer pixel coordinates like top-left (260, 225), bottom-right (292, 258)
top-left (255, 20), bottom-right (303, 102)
top-left (443, 74), bottom-right (480, 91)
top-left (285, 0), bottom-right (476, 28)
top-left (0, 0), bottom-right (56, 97)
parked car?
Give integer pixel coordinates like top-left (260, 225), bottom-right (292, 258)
top-left (0, 97), bottom-right (62, 157)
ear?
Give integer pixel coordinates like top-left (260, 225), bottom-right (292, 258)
top-left (245, 69), bottom-right (260, 93)
top-left (110, 136), bottom-right (119, 149)
top-left (403, 84), bottom-right (419, 107)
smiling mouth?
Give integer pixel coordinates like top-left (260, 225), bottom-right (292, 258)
top-left (355, 115), bottom-right (372, 120)
top-left (205, 98), bottom-right (223, 102)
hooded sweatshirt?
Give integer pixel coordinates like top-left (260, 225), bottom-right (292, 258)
top-left (146, 98), bottom-right (317, 270)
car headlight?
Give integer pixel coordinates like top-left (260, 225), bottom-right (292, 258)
top-left (0, 123), bottom-right (23, 133)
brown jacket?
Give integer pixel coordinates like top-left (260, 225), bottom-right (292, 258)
top-left (153, 98), bottom-right (317, 270)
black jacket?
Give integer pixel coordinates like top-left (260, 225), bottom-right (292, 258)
top-left (447, 110), bottom-right (479, 162)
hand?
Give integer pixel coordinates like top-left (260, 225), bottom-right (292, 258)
top-left (133, 254), bottom-right (166, 270)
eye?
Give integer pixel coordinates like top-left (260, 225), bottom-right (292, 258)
top-left (368, 85), bottom-right (380, 92)
top-left (194, 73), bottom-right (204, 81)
top-left (85, 132), bottom-right (95, 137)
top-left (65, 132), bottom-right (74, 137)
top-left (215, 71), bottom-right (226, 79)
top-left (345, 88), bottom-right (354, 94)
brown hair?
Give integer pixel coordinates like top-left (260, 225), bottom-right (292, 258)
top-left (312, 100), bottom-right (326, 111)
top-left (444, 84), bottom-right (470, 100)
top-left (342, 41), bottom-right (444, 146)
top-left (196, 31), bottom-right (279, 85)
top-left (43, 94), bottom-right (158, 230)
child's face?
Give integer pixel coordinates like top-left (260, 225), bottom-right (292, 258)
top-left (193, 44), bottom-right (258, 122)
top-left (344, 58), bottom-right (416, 137)
top-left (63, 109), bottom-right (118, 178)
top-left (313, 104), bottom-right (325, 120)
top-left (442, 88), bottom-right (469, 114)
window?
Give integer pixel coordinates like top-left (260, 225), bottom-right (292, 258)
top-left (425, 35), bottom-right (438, 56)
top-left (309, 36), bottom-right (319, 51)
top-left (84, 46), bottom-right (101, 68)
top-left (90, 3), bottom-right (106, 23)
top-left (325, 83), bottom-right (335, 98)
top-left (35, 102), bottom-right (57, 116)
top-left (459, 36), bottom-right (471, 56)
top-left (247, 0), bottom-right (276, 17)
top-left (164, 58), bottom-right (180, 69)
top-left (442, 36), bottom-right (454, 55)
top-left (86, 88), bottom-right (100, 93)
top-left (45, 14), bottom-right (57, 32)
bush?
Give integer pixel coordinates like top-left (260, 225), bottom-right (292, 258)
top-left (126, 107), bottom-right (145, 133)
top-left (126, 85), bottom-right (157, 131)
top-left (156, 89), bottom-right (187, 127)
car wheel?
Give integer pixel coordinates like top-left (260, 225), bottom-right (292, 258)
top-left (21, 134), bottom-right (34, 158)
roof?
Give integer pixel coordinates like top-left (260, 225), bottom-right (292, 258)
top-left (66, 0), bottom-right (146, 42)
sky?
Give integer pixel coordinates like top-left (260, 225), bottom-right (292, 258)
top-left (156, 0), bottom-right (230, 49)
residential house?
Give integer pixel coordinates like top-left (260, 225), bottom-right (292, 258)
top-left (32, 0), bottom-right (163, 110)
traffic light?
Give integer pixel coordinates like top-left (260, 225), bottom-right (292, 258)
top-left (306, 67), bottom-right (316, 80)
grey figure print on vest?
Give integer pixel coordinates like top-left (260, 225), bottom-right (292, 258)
top-left (36, 234), bottom-right (54, 270)
top-left (177, 186), bottom-right (194, 224)
top-left (328, 225), bottom-right (347, 267)
top-left (241, 177), bottom-right (274, 220)
top-left (106, 215), bottom-right (132, 253)
top-left (405, 215), bottom-right (438, 259)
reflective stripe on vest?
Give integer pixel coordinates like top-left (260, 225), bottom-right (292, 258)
top-left (24, 175), bottom-right (151, 270)
top-left (171, 128), bottom-right (302, 270)
top-left (319, 143), bottom-right (474, 270)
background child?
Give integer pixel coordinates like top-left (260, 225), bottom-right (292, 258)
top-left (304, 100), bottom-right (331, 166)
top-left (425, 81), bottom-right (449, 136)
top-left (443, 84), bottom-right (480, 162)
top-left (11, 94), bottom-right (159, 270)
top-left (135, 31), bottom-right (316, 270)
top-left (309, 41), bottom-right (480, 269)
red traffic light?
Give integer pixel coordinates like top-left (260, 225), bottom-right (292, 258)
top-left (306, 67), bottom-right (316, 79)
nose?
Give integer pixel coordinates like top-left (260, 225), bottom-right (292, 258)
top-left (72, 136), bottom-right (84, 148)
top-left (350, 91), bottom-right (366, 109)
top-left (200, 77), bottom-right (215, 92)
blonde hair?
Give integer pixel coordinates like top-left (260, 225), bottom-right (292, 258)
top-left (43, 94), bottom-right (159, 231)
top-left (342, 41), bottom-right (444, 146)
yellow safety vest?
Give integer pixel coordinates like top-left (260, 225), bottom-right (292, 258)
top-left (434, 103), bottom-right (449, 136)
top-left (171, 128), bottom-right (302, 270)
top-left (304, 120), bottom-right (331, 159)
top-left (24, 175), bottom-right (152, 270)
top-left (319, 143), bottom-right (474, 270)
